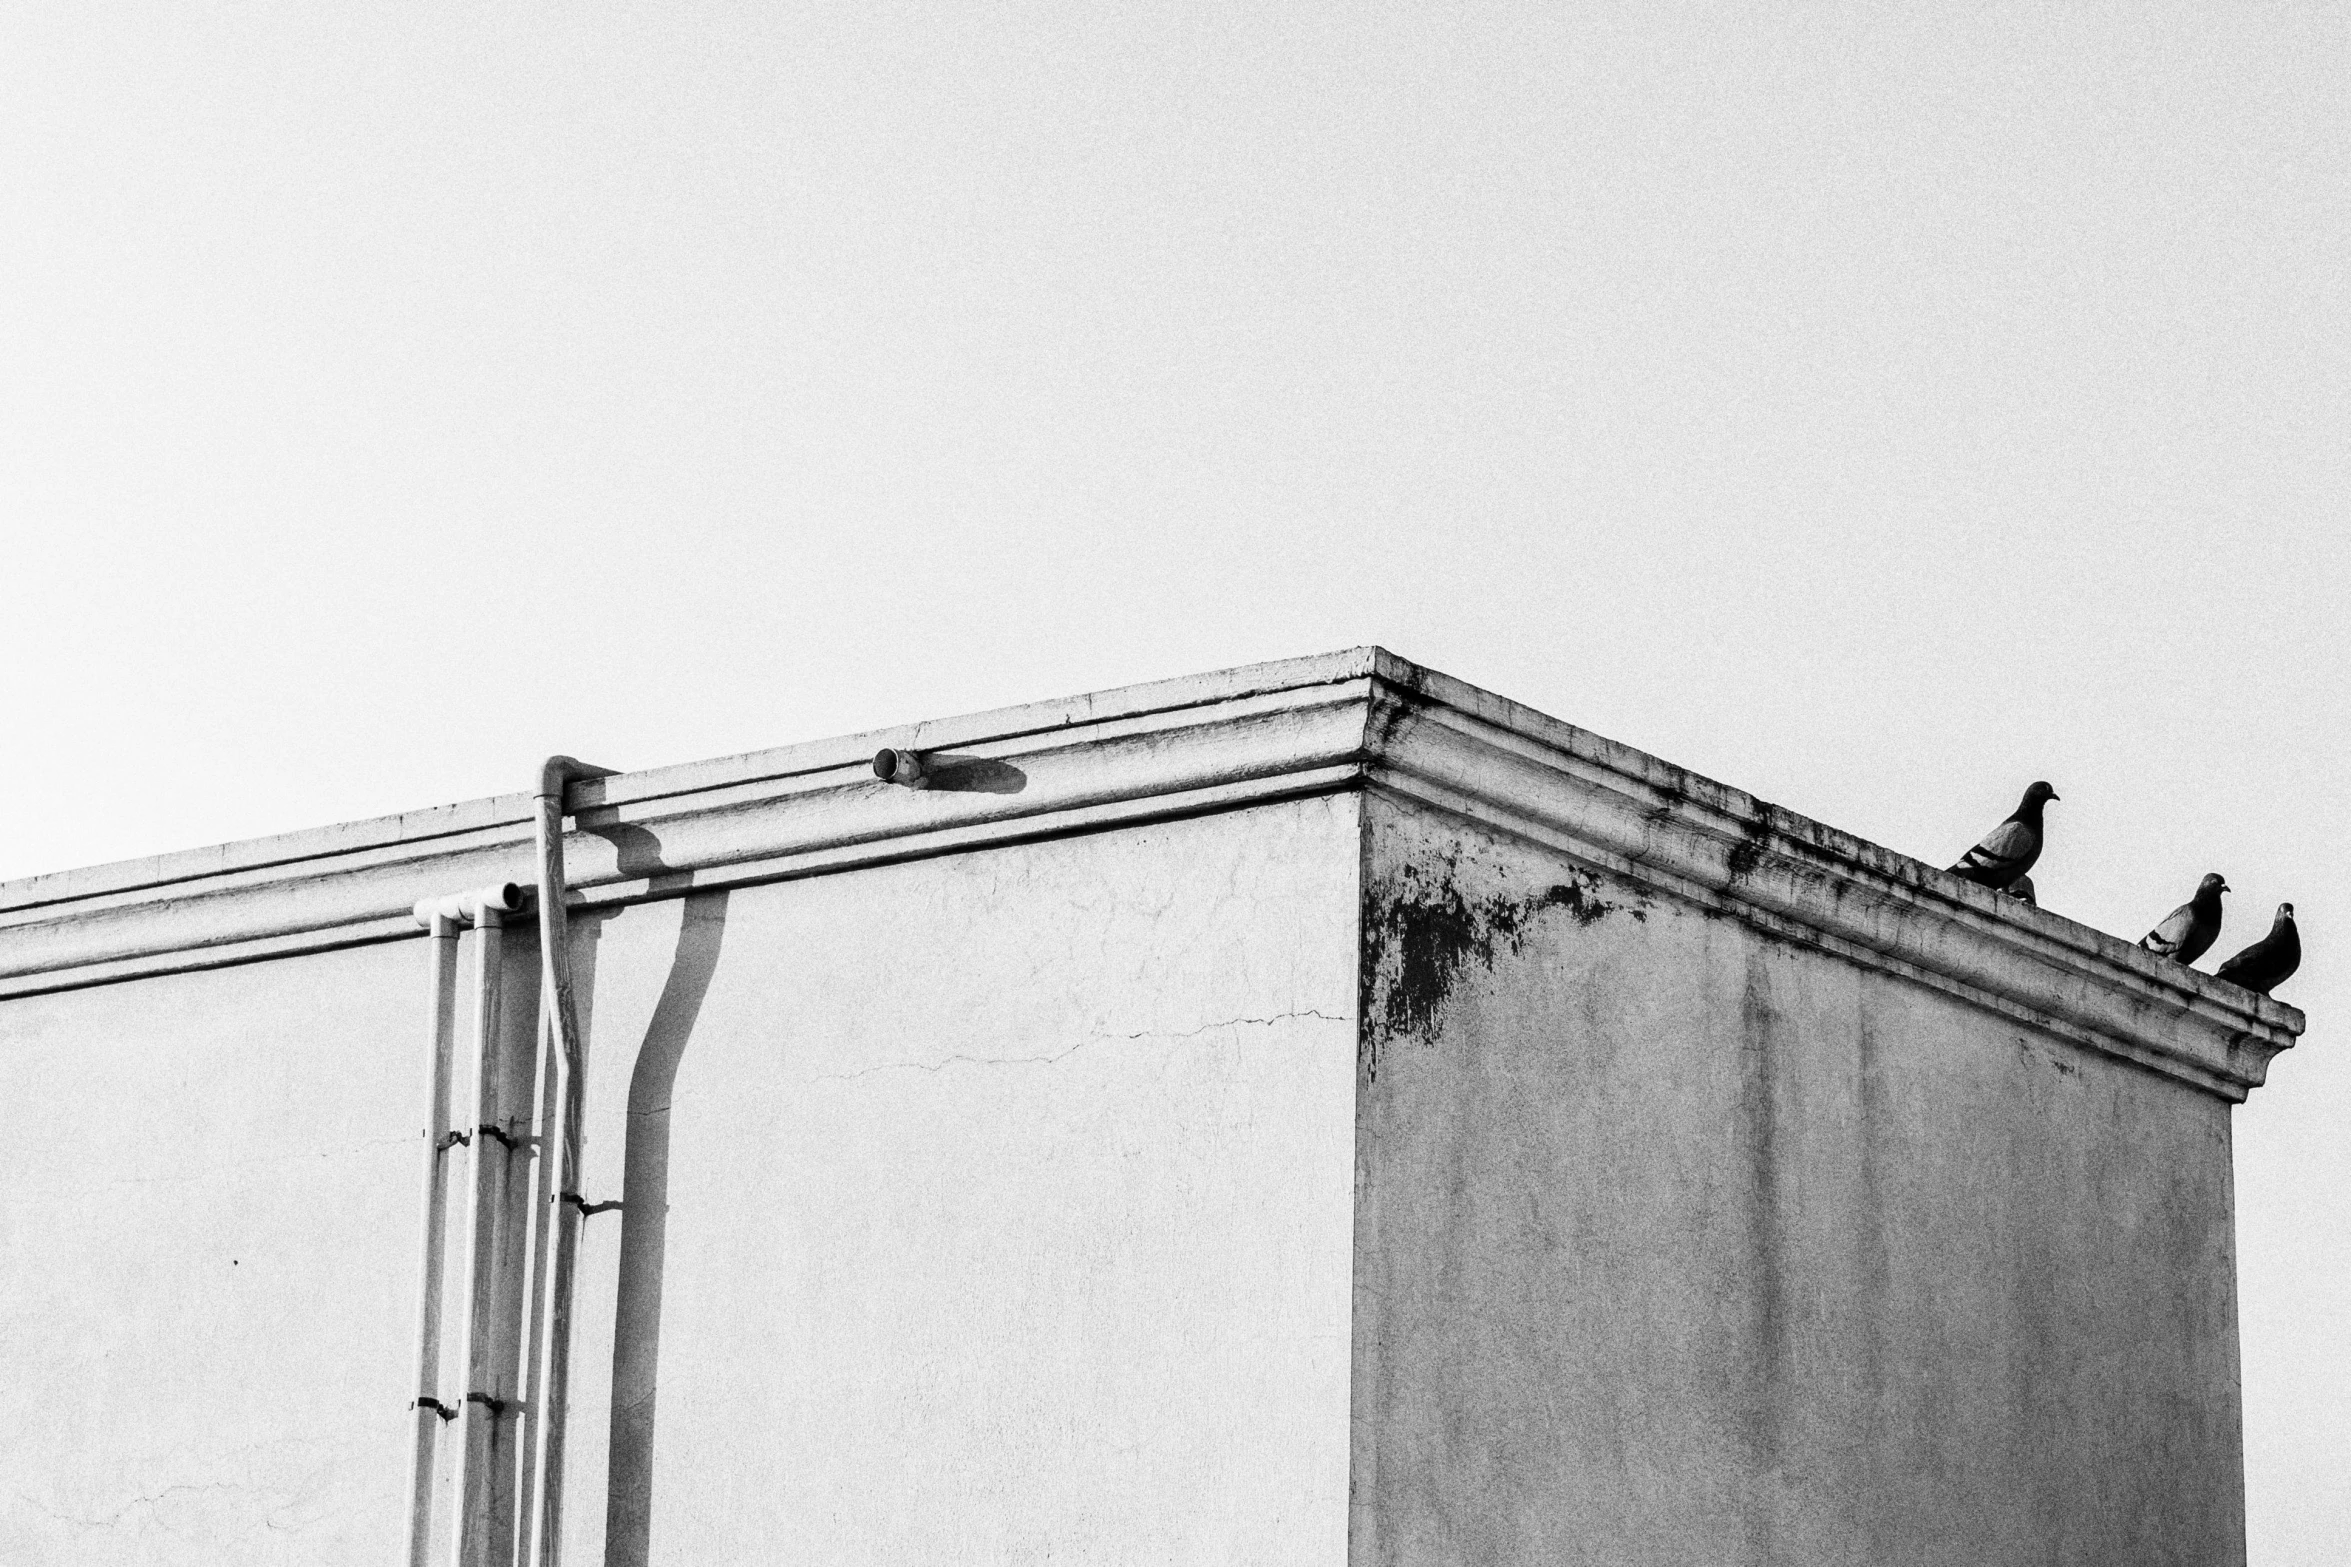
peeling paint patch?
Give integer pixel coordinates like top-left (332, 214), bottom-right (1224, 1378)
top-left (1358, 856), bottom-right (1645, 1080)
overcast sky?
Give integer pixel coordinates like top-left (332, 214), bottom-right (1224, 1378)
top-left (4, 4), bottom-right (2345, 1558)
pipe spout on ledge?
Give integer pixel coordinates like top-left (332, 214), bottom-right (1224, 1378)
top-left (521, 751), bottom-right (616, 1567)
top-left (873, 747), bottom-right (928, 788)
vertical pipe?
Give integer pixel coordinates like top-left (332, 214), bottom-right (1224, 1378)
top-left (403, 912), bottom-right (462, 1567)
top-left (527, 1039), bottom-right (584, 1567)
top-left (447, 913), bottom-right (510, 1567)
top-left (510, 1008), bottom-right (560, 1567)
top-left (524, 757), bottom-right (601, 1567)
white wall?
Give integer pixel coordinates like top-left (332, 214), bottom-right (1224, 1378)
top-left (1, 792), bottom-right (1363, 1565)
top-left (575, 795), bottom-right (1361, 1566)
top-left (0, 942), bottom-right (427, 1561)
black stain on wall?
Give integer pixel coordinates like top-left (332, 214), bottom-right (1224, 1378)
top-left (1724, 835), bottom-right (1765, 883)
top-left (1724, 804), bottom-right (1778, 883)
top-left (1370, 687), bottom-right (1425, 754)
top-left (1358, 855), bottom-right (1646, 1081)
top-left (1732, 943), bottom-right (1790, 1566)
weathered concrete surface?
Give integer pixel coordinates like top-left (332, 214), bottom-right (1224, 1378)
top-left (1352, 797), bottom-right (2246, 1567)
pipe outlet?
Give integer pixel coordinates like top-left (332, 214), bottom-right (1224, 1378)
top-left (873, 747), bottom-right (928, 788)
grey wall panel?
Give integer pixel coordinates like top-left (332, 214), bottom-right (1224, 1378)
top-left (1352, 795), bottom-right (2243, 1567)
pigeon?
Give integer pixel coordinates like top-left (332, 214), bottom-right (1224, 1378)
top-left (2215, 903), bottom-right (2300, 996)
top-left (2003, 875), bottom-right (2037, 906)
top-left (1947, 781), bottom-right (2059, 890)
top-left (2140, 873), bottom-right (2228, 965)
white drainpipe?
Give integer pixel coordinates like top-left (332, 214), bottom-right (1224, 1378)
top-left (521, 757), bottom-right (607, 1567)
top-left (401, 883), bottom-right (526, 1567)
top-left (404, 758), bottom-right (608, 1567)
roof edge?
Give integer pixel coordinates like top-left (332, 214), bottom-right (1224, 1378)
top-left (0, 647), bottom-right (1387, 914)
top-left (0, 648), bottom-right (2301, 1101)
top-left (1361, 682), bottom-right (2298, 1101)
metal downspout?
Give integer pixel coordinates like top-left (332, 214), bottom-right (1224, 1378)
top-left (401, 909), bottom-right (463, 1567)
top-left (403, 884), bottom-right (528, 1566)
top-left (522, 756), bottom-right (607, 1567)
top-left (393, 882), bottom-right (529, 1567)
top-left (402, 763), bottom-right (606, 1567)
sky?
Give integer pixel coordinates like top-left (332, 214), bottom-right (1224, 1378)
top-left (3, 2), bottom-right (2346, 1556)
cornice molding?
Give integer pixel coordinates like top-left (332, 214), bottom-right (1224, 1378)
top-left (1361, 668), bottom-right (2299, 1102)
top-left (0, 648), bottom-right (2301, 1100)
top-left (0, 659), bottom-right (1383, 999)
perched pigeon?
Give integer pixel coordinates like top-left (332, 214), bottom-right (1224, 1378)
top-left (2003, 875), bottom-right (2037, 906)
top-left (2141, 873), bottom-right (2229, 965)
top-left (2215, 903), bottom-right (2300, 996)
top-left (1947, 781), bottom-right (2059, 890)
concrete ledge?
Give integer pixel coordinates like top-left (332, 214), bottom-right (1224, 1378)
top-left (0, 649), bottom-right (2301, 1098)
top-left (0, 668), bottom-right (1383, 994)
top-left (1365, 674), bottom-right (2297, 1100)
top-left (0, 649), bottom-right (1386, 916)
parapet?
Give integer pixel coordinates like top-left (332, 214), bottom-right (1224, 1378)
top-left (0, 647), bottom-right (2300, 1097)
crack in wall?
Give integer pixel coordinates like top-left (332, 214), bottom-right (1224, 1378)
top-left (17, 1479), bottom-right (287, 1533)
top-left (10, 1388), bottom-right (380, 1541)
top-left (816, 1009), bottom-right (1348, 1083)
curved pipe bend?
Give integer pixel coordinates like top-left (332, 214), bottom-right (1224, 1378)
top-left (538, 753), bottom-right (607, 803)
top-left (534, 755), bottom-right (616, 1064)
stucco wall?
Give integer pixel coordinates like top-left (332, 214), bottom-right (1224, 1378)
top-left (1350, 795), bottom-right (2245, 1567)
top-left (0, 793), bottom-right (1362, 1566)
top-left (0, 941), bottom-right (446, 1560)
top-left (558, 793), bottom-right (1361, 1565)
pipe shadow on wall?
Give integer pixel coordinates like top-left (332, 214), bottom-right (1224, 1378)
top-left (604, 887), bottom-right (730, 1567)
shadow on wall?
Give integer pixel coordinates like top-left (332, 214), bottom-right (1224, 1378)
top-left (920, 753), bottom-right (1026, 794)
top-left (605, 886), bottom-right (731, 1567)
top-left (585, 819), bottom-right (701, 894)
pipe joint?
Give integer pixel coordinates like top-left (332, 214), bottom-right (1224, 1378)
top-left (411, 883), bottom-right (528, 929)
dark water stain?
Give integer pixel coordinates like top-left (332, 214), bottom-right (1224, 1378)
top-left (1852, 1009), bottom-right (1890, 1554)
top-left (1737, 944), bottom-right (1787, 1563)
top-left (1369, 685), bottom-right (1426, 755)
top-left (1724, 804), bottom-right (1778, 884)
top-left (2015, 1034), bottom-right (2079, 1078)
top-left (1357, 856), bottom-right (1646, 1080)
